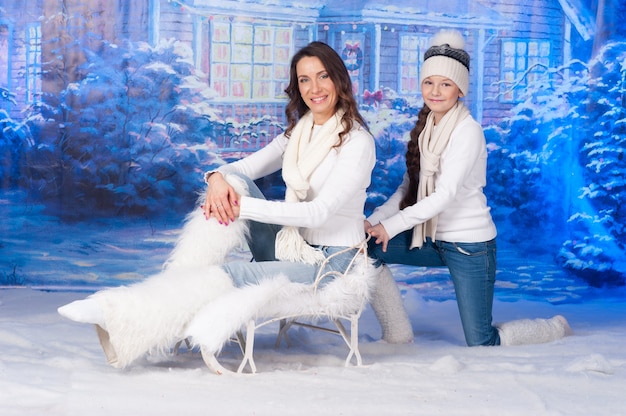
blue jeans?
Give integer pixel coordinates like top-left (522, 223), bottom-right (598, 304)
top-left (369, 231), bottom-right (500, 346)
top-left (229, 172), bottom-right (283, 262)
top-left (222, 173), bottom-right (361, 288)
top-left (223, 245), bottom-right (361, 287)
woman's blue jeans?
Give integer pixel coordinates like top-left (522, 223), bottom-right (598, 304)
top-left (368, 230), bottom-right (500, 346)
top-left (222, 173), bottom-right (360, 288)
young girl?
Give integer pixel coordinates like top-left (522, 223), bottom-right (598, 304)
top-left (365, 30), bottom-right (571, 347)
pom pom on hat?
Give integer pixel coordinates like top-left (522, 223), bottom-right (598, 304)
top-left (420, 30), bottom-right (470, 95)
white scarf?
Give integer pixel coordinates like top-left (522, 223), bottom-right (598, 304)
top-left (275, 110), bottom-right (346, 264)
top-left (411, 101), bottom-right (470, 249)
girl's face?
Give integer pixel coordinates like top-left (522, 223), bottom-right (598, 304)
top-left (421, 75), bottom-right (463, 124)
top-left (296, 56), bottom-right (338, 125)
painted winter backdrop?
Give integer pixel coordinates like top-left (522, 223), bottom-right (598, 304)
top-left (0, 1), bottom-right (625, 302)
top-left (2, 4), bottom-right (626, 415)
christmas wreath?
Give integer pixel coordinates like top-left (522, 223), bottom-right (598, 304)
top-left (341, 44), bottom-right (363, 71)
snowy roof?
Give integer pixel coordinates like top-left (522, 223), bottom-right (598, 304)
top-left (178, 0), bottom-right (326, 22)
top-left (176, 0), bottom-right (508, 28)
top-left (557, 0), bottom-right (596, 41)
top-left (319, 0), bottom-right (508, 29)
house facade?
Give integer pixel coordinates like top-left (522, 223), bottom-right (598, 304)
top-left (0, 0), bottom-right (44, 115)
top-left (1, 0), bottom-right (596, 144)
top-left (152, 0), bottom-right (596, 127)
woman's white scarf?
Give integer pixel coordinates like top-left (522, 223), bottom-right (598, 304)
top-left (275, 110), bottom-right (346, 264)
top-left (411, 101), bottom-right (470, 249)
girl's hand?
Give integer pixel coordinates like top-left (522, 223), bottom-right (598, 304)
top-left (367, 223), bottom-right (390, 252)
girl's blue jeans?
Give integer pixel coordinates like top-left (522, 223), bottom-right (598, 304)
top-left (368, 230), bottom-right (500, 346)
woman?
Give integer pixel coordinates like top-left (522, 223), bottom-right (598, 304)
top-left (58, 41), bottom-right (391, 370)
top-left (202, 40), bottom-right (375, 283)
top-left (365, 30), bottom-right (572, 347)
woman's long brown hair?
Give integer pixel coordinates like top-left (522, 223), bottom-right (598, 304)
top-left (400, 106), bottom-right (431, 209)
top-left (283, 42), bottom-right (368, 146)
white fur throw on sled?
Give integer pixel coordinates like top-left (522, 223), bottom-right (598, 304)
top-left (90, 173), bottom-right (250, 369)
top-left (91, 265), bottom-right (234, 369)
top-left (163, 173), bottom-right (250, 270)
top-left (185, 260), bottom-right (377, 354)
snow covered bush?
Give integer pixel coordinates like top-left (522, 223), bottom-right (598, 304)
top-left (557, 41), bottom-right (626, 286)
top-left (361, 90), bottom-right (418, 216)
top-left (0, 108), bottom-right (35, 189)
top-left (485, 41), bottom-right (626, 287)
top-left (25, 39), bottom-right (232, 219)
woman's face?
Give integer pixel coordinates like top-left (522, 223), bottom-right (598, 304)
top-left (421, 75), bottom-right (463, 124)
top-left (296, 56), bottom-right (338, 125)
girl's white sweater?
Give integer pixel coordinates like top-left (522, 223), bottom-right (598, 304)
top-left (367, 116), bottom-right (497, 244)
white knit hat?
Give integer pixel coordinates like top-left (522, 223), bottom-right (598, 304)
top-left (420, 30), bottom-right (470, 96)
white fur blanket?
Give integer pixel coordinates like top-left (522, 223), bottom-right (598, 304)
top-left (91, 174), bottom-right (250, 368)
top-left (185, 258), bottom-right (377, 354)
top-left (93, 172), bottom-right (377, 369)
top-left (92, 265), bottom-right (235, 369)
top-left (163, 173), bottom-right (250, 269)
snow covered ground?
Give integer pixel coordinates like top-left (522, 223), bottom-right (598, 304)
top-left (1, 197), bottom-right (625, 415)
top-left (1, 285), bottom-right (624, 416)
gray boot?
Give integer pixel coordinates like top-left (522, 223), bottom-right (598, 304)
top-left (497, 315), bottom-right (573, 346)
top-left (369, 265), bottom-right (413, 343)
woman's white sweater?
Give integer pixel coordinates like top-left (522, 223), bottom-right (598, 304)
top-left (216, 125), bottom-right (376, 247)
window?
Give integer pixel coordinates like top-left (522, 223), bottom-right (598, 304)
top-left (211, 21), bottom-right (292, 100)
top-left (0, 23), bottom-right (9, 92)
top-left (25, 23), bottom-right (42, 104)
top-left (399, 34), bottom-right (430, 96)
top-left (500, 39), bottom-right (551, 103)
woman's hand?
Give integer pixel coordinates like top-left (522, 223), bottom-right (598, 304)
top-left (203, 172), bottom-right (240, 225)
top-left (367, 223), bottom-right (390, 252)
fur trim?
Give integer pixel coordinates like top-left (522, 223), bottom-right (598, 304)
top-left (185, 274), bottom-right (293, 353)
top-left (274, 227), bottom-right (325, 265)
top-left (369, 265), bottom-right (413, 343)
top-left (185, 258), bottom-right (377, 354)
top-left (91, 265), bottom-right (234, 368)
top-left (430, 29), bottom-right (465, 50)
top-left (497, 315), bottom-right (573, 346)
top-left (163, 174), bottom-right (249, 270)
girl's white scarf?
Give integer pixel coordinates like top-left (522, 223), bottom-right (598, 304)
top-left (275, 110), bottom-right (346, 264)
top-left (411, 101), bottom-right (470, 249)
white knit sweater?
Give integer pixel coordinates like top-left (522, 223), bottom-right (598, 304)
top-left (367, 116), bottom-right (497, 244)
top-left (214, 125), bottom-right (376, 247)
